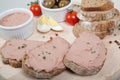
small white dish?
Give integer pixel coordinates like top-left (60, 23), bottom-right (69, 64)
top-left (0, 8), bottom-right (34, 40)
top-left (39, 0), bottom-right (73, 22)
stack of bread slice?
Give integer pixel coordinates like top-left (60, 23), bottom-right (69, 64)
top-left (73, 0), bottom-right (120, 39)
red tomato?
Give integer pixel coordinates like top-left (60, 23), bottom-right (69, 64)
top-left (30, 4), bottom-right (42, 16)
top-left (65, 11), bottom-right (79, 26)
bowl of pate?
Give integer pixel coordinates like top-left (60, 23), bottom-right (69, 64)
top-left (0, 8), bottom-right (34, 39)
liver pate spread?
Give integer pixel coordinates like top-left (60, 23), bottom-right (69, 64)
top-left (0, 12), bottom-right (30, 27)
top-left (1, 39), bottom-right (44, 61)
top-left (65, 32), bottom-right (107, 69)
top-left (25, 37), bottom-right (70, 72)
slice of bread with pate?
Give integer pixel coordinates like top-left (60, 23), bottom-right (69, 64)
top-left (1, 39), bottom-right (44, 68)
top-left (22, 37), bottom-right (70, 78)
top-left (81, 0), bottom-right (114, 11)
top-left (64, 32), bottom-right (107, 76)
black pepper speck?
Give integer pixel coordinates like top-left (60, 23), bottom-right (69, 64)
top-left (43, 56), bottom-right (46, 60)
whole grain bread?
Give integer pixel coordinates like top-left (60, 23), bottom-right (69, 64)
top-left (64, 32), bottom-right (107, 76)
top-left (73, 14), bottom-right (120, 39)
top-left (77, 8), bottom-right (119, 21)
top-left (81, 0), bottom-right (114, 11)
top-left (73, 23), bottom-right (111, 39)
top-left (22, 37), bottom-right (70, 78)
top-left (22, 54), bottom-right (65, 79)
top-left (64, 58), bottom-right (105, 76)
top-left (1, 39), bottom-right (44, 68)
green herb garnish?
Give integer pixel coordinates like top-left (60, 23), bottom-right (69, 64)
top-left (48, 52), bottom-right (51, 54)
top-left (91, 51), bottom-right (96, 54)
top-left (9, 44), bottom-right (12, 46)
top-left (86, 42), bottom-right (90, 45)
top-left (18, 44), bottom-right (27, 49)
top-left (42, 51), bottom-right (44, 54)
top-left (18, 46), bottom-right (21, 49)
top-left (21, 45), bottom-right (25, 48)
top-left (38, 54), bottom-right (40, 56)
top-left (53, 45), bottom-right (56, 49)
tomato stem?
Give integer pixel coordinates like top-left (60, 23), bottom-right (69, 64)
top-left (67, 9), bottom-right (73, 13)
top-left (27, 0), bottom-right (39, 6)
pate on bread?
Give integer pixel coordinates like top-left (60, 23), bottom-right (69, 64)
top-left (64, 32), bottom-right (107, 76)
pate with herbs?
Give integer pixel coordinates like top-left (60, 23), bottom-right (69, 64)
top-left (0, 12), bottom-right (30, 27)
top-left (1, 39), bottom-right (44, 61)
top-left (25, 37), bottom-right (70, 72)
top-left (65, 32), bottom-right (107, 69)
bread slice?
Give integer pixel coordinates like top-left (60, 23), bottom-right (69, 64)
top-left (73, 23), bottom-right (110, 39)
top-left (22, 54), bottom-right (65, 78)
top-left (73, 14), bottom-right (120, 39)
top-left (64, 32), bottom-right (107, 76)
top-left (1, 39), bottom-right (44, 68)
top-left (77, 8), bottom-right (119, 21)
top-left (81, 0), bottom-right (114, 11)
top-left (64, 58), bottom-right (105, 76)
top-left (22, 37), bottom-right (70, 78)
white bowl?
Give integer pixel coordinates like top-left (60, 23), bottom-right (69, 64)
top-left (39, 0), bottom-right (72, 22)
top-left (0, 8), bottom-right (34, 40)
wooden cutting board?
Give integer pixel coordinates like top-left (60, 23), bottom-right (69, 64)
top-left (0, 17), bottom-right (120, 80)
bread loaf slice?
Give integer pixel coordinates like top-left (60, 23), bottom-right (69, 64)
top-left (73, 14), bottom-right (120, 39)
top-left (73, 23), bottom-right (111, 39)
top-left (1, 39), bottom-right (44, 68)
top-left (22, 37), bottom-right (70, 78)
top-left (77, 8), bottom-right (119, 21)
top-left (22, 54), bottom-right (65, 78)
top-left (64, 32), bottom-right (107, 76)
top-left (81, 0), bottom-right (114, 11)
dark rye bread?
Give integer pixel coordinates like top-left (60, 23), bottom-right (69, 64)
top-left (22, 37), bottom-right (70, 78)
top-left (81, 0), bottom-right (114, 11)
top-left (77, 8), bottom-right (119, 21)
top-left (1, 39), bottom-right (44, 68)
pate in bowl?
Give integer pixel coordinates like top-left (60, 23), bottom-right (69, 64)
top-left (0, 8), bottom-right (34, 39)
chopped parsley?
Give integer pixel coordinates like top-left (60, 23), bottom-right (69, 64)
top-left (53, 45), bottom-right (56, 49)
top-left (18, 44), bottom-right (27, 49)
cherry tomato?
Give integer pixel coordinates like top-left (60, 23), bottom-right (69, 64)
top-left (65, 11), bottom-right (79, 26)
top-left (30, 4), bottom-right (42, 16)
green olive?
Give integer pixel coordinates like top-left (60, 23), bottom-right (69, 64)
top-left (43, 0), bottom-right (55, 8)
top-left (59, 0), bottom-right (70, 8)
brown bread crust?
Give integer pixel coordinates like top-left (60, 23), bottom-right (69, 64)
top-left (64, 58), bottom-right (106, 76)
top-left (81, 1), bottom-right (114, 11)
top-left (77, 8), bottom-right (119, 21)
top-left (22, 54), bottom-right (65, 79)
